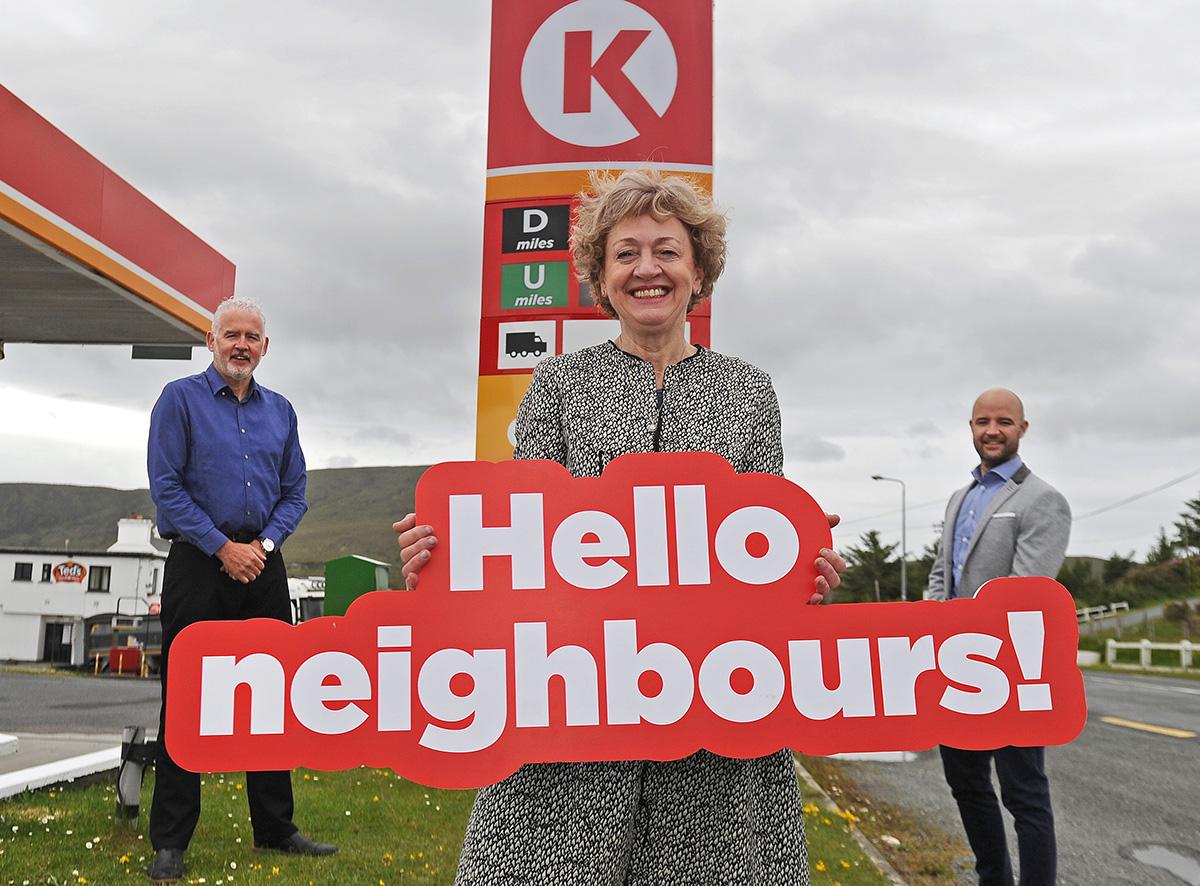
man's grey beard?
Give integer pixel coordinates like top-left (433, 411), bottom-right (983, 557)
top-left (223, 362), bottom-right (253, 381)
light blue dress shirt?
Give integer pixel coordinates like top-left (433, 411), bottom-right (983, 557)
top-left (950, 454), bottom-right (1023, 596)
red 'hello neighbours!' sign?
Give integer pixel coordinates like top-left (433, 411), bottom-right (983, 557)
top-left (166, 453), bottom-right (1087, 790)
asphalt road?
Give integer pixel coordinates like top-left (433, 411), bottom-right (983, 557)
top-left (4, 669), bottom-right (1199, 884)
top-left (824, 670), bottom-right (1200, 885)
top-left (0, 670), bottom-right (161, 734)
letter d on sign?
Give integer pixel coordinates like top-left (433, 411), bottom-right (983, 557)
top-left (523, 209), bottom-right (549, 233)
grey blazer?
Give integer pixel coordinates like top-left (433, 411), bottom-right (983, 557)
top-left (926, 464), bottom-right (1071, 600)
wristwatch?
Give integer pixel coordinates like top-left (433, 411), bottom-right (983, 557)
top-left (257, 537), bottom-right (276, 554)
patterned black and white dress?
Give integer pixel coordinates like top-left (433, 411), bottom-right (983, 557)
top-left (455, 342), bottom-right (809, 886)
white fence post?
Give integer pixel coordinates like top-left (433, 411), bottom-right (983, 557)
top-left (1100, 638), bottom-right (1194, 670)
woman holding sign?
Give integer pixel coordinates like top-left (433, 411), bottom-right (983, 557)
top-left (396, 168), bottom-right (844, 884)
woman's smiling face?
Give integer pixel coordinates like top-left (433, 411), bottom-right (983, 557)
top-left (601, 213), bottom-right (703, 337)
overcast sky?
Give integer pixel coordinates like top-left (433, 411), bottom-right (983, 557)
top-left (2, 1), bottom-right (1198, 562)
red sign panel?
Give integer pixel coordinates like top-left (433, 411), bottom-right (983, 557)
top-left (166, 454), bottom-right (1087, 790)
top-left (487, 0), bottom-right (713, 172)
top-left (0, 85), bottom-right (235, 313)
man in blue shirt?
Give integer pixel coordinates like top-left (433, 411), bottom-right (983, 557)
top-left (926, 389), bottom-right (1071, 886)
top-left (146, 298), bottom-right (334, 883)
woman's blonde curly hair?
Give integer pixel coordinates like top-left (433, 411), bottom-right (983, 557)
top-left (570, 168), bottom-right (727, 318)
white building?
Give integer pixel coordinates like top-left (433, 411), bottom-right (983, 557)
top-left (288, 575), bottom-right (326, 623)
top-left (0, 517), bottom-right (167, 665)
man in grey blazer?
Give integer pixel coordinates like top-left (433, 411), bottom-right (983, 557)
top-left (926, 388), bottom-right (1070, 886)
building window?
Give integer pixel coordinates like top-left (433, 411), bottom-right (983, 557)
top-left (41, 563), bottom-right (52, 582)
top-left (87, 565), bottom-right (112, 593)
top-left (13, 562), bottom-right (33, 582)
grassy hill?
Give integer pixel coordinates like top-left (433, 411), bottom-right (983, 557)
top-left (0, 465), bottom-right (430, 586)
top-left (289, 466), bottom-right (428, 580)
top-left (1061, 554), bottom-right (1106, 578)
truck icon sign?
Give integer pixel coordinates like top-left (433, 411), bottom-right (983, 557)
top-left (506, 331), bottom-right (548, 358)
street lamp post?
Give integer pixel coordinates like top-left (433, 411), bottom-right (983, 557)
top-left (871, 475), bottom-right (907, 601)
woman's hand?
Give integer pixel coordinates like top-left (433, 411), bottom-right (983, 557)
top-left (394, 513), bottom-right (437, 590)
top-left (809, 513), bottom-right (846, 605)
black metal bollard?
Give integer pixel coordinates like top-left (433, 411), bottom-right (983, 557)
top-left (115, 725), bottom-right (151, 823)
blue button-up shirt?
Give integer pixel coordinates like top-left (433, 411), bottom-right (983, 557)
top-left (951, 454), bottom-right (1023, 595)
top-left (148, 364), bottom-right (308, 556)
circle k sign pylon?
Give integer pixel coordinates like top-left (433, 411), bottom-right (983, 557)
top-left (520, 0), bottom-right (679, 148)
top-left (478, 0), bottom-right (713, 461)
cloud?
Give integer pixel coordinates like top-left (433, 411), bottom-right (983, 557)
top-left (785, 435), bottom-right (846, 463)
top-left (355, 426), bottom-right (414, 447)
top-left (907, 420), bottom-right (941, 438)
top-left (1072, 201), bottom-right (1200, 299)
top-left (3, 0), bottom-right (1200, 560)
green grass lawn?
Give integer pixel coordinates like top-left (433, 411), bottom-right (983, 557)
top-left (1, 768), bottom-right (473, 884)
top-left (801, 755), bottom-right (969, 885)
top-left (1079, 614), bottom-right (1200, 671)
top-left (1079, 614), bottom-right (1195, 646)
top-left (1, 765), bottom-right (885, 884)
top-left (801, 797), bottom-right (889, 885)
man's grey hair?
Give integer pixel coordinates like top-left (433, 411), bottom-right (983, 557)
top-left (211, 297), bottom-right (267, 334)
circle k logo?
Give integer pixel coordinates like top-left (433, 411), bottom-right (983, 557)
top-left (521, 0), bottom-right (678, 147)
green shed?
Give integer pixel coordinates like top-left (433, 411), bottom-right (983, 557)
top-left (323, 554), bottom-right (391, 617)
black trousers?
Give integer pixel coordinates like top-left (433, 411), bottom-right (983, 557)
top-left (150, 541), bottom-right (298, 851)
top-left (939, 745), bottom-right (1056, 886)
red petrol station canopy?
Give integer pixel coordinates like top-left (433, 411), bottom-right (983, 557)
top-left (0, 85), bottom-right (234, 348)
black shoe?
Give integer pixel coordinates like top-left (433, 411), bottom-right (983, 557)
top-left (147, 848), bottom-right (185, 882)
top-left (254, 830), bottom-right (338, 856)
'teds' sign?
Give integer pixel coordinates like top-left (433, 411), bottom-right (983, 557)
top-left (52, 561), bottom-right (87, 583)
top-left (165, 453), bottom-right (1087, 789)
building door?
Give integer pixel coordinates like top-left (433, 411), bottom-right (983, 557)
top-left (42, 622), bottom-right (72, 664)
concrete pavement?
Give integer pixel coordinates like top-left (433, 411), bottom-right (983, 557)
top-left (0, 732), bottom-right (125, 798)
top-left (0, 667), bottom-right (159, 799)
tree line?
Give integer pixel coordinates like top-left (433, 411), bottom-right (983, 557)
top-left (836, 494), bottom-right (1200, 608)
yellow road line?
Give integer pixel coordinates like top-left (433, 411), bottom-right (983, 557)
top-left (1100, 716), bottom-right (1196, 739)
